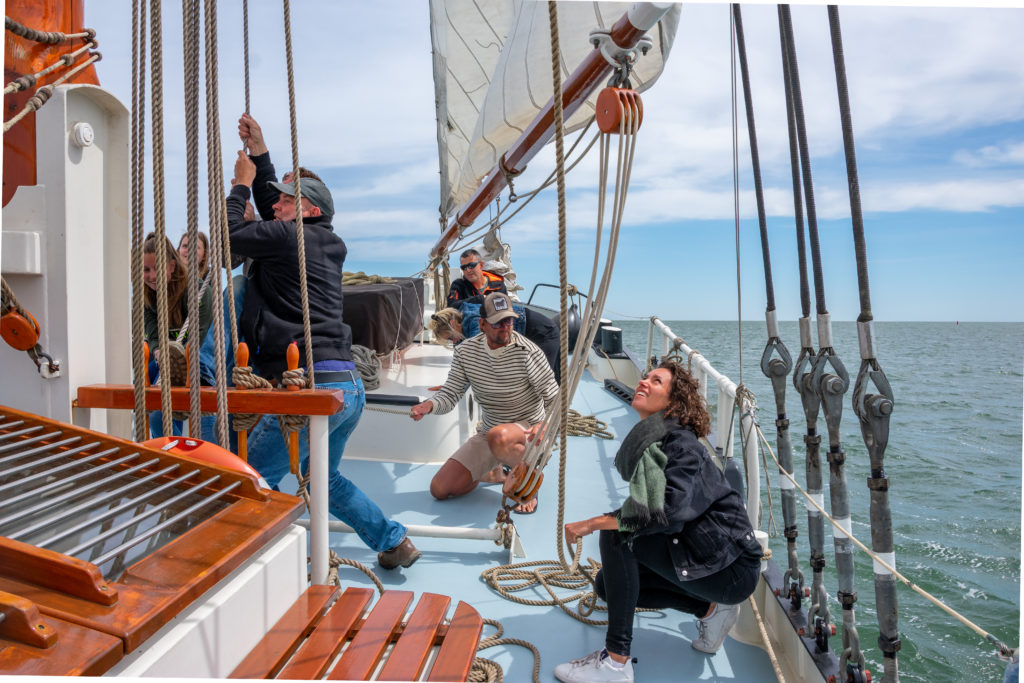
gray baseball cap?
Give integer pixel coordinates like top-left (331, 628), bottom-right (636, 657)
top-left (267, 177), bottom-right (335, 219)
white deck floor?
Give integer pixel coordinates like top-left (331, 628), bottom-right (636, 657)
top-left (288, 368), bottom-right (775, 682)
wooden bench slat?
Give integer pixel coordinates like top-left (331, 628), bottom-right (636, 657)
top-left (228, 585), bottom-right (338, 679)
top-left (277, 587), bottom-right (373, 680)
top-left (426, 601), bottom-right (484, 682)
top-left (377, 593), bottom-right (451, 682)
top-left (327, 590), bottom-right (413, 681)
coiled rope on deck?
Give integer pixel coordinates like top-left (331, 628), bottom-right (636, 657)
top-left (468, 619), bottom-right (542, 683)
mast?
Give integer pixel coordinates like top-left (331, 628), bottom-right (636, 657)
top-left (429, 2), bottom-right (672, 261)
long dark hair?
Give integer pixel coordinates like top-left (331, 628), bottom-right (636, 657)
top-left (658, 359), bottom-right (711, 437)
top-left (143, 233), bottom-right (188, 330)
top-left (177, 231), bottom-right (209, 279)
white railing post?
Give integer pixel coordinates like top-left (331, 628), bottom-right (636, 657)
top-left (308, 416), bottom-right (330, 585)
top-left (717, 380), bottom-right (735, 460)
top-left (739, 394), bottom-right (760, 528)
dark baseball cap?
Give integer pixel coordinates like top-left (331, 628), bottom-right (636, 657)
top-left (267, 177), bottom-right (335, 219)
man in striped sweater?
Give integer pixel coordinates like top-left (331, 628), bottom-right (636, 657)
top-left (410, 292), bottom-right (558, 513)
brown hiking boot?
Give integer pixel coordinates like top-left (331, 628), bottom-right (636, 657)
top-left (166, 341), bottom-right (188, 386)
top-left (377, 537), bottom-right (421, 570)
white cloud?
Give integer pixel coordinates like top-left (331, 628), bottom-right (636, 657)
top-left (953, 141), bottom-right (1024, 168)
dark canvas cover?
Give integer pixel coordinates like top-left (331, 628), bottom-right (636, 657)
top-left (344, 277), bottom-right (425, 354)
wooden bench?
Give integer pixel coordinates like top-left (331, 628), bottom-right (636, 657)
top-left (231, 585), bottom-right (484, 681)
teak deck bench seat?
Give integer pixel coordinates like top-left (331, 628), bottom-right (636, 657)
top-left (231, 585), bottom-right (484, 681)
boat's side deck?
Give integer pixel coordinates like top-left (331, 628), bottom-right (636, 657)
top-left (313, 371), bottom-right (773, 681)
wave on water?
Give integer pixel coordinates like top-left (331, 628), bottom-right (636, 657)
top-left (612, 320), bottom-right (1022, 682)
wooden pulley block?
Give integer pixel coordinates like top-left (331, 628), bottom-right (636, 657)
top-left (595, 87), bottom-right (644, 134)
top-left (505, 462), bottom-right (544, 506)
top-left (0, 309), bottom-right (41, 351)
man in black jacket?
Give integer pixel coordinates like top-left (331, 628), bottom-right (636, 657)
top-left (225, 114), bottom-right (419, 570)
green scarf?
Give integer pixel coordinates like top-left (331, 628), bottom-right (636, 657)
top-left (614, 412), bottom-right (670, 533)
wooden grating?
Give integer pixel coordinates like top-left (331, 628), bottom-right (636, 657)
top-left (0, 405), bottom-right (305, 674)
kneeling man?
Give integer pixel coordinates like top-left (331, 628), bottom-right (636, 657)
top-left (410, 292), bottom-right (558, 511)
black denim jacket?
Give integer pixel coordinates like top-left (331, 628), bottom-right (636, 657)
top-left (623, 419), bottom-right (760, 581)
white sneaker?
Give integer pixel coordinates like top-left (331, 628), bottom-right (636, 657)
top-left (691, 602), bottom-right (740, 653)
top-left (554, 649), bottom-right (634, 683)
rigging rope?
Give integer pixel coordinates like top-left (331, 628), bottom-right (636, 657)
top-left (149, 0), bottom-right (173, 439)
top-left (729, 5), bottom-right (744, 388)
top-left (3, 39), bottom-right (96, 95)
top-left (130, 0), bottom-right (148, 441)
top-left (828, 7), bottom-right (901, 679)
top-left (281, 0), bottom-right (315, 389)
top-left (182, 0), bottom-right (203, 431)
top-left (752, 420), bottom-right (1014, 660)
top-left (733, 1), bottom-right (804, 614)
top-left (778, 4), bottom-right (835, 652)
top-left (3, 52), bottom-right (102, 133)
top-left (203, 0), bottom-right (231, 446)
top-left (548, 0), bottom-right (572, 569)
top-left (4, 16), bottom-right (93, 44)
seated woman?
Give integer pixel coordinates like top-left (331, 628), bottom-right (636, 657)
top-left (554, 360), bottom-right (762, 683)
top-left (177, 230), bottom-right (210, 280)
top-left (428, 301), bottom-right (561, 383)
top-left (143, 233), bottom-right (213, 437)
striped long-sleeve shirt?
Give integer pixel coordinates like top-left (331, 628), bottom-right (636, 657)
top-left (430, 331), bottom-right (558, 432)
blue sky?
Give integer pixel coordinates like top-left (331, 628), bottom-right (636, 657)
top-left (89, 1), bottom-right (1024, 322)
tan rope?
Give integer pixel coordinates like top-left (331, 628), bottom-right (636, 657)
top-left (230, 366), bottom-right (272, 432)
top-left (468, 619), bottom-right (542, 683)
top-left (181, 0), bottom-right (203, 431)
top-left (281, 0), bottom-right (315, 388)
top-left (129, 0), bottom-right (148, 441)
top-left (565, 409), bottom-right (613, 439)
top-left (149, 0), bottom-right (173, 438)
top-left (3, 53), bottom-right (101, 132)
top-left (753, 420), bottom-right (1014, 657)
top-left (3, 39), bottom-right (96, 95)
top-left (293, 471), bottom-right (385, 594)
top-left (547, 0), bottom-right (572, 571)
top-left (747, 595), bottom-right (787, 682)
top-left (342, 271), bottom-right (395, 286)
top-left (242, 0), bottom-right (250, 115)
top-left (0, 277), bottom-right (26, 317)
top-left (202, 0), bottom-right (231, 445)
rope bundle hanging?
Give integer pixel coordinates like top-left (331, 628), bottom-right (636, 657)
top-left (486, 4), bottom-right (652, 635)
top-left (2, 19), bottom-right (102, 132)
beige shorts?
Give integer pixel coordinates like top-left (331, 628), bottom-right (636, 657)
top-left (450, 421), bottom-right (531, 481)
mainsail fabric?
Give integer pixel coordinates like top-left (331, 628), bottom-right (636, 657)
top-left (430, 1), bottom-right (680, 217)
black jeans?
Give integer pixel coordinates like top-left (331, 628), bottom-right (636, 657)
top-left (595, 529), bottom-right (761, 657)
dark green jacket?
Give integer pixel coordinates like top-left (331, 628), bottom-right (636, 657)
top-left (144, 284), bottom-right (213, 346)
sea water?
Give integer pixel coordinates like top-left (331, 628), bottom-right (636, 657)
top-left (613, 320), bottom-right (1022, 682)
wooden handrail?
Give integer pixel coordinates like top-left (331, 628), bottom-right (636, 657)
top-left (75, 384), bottom-right (344, 416)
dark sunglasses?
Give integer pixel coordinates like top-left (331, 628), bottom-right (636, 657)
top-left (460, 261), bottom-right (481, 270)
top-left (488, 318), bottom-right (514, 328)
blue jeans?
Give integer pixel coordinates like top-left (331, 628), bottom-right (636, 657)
top-left (198, 275), bottom-right (247, 387)
top-left (245, 376), bottom-right (406, 553)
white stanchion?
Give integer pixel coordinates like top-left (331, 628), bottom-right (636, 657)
top-left (308, 415), bottom-right (330, 585)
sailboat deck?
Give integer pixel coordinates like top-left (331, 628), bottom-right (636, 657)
top-left (317, 370), bottom-right (774, 681)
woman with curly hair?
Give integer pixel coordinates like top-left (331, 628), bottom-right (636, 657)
top-left (555, 360), bottom-right (762, 682)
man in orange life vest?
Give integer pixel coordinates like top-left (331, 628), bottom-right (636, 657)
top-left (446, 248), bottom-right (507, 308)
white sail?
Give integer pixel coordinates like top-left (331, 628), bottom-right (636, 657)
top-left (430, 1), bottom-right (680, 218)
